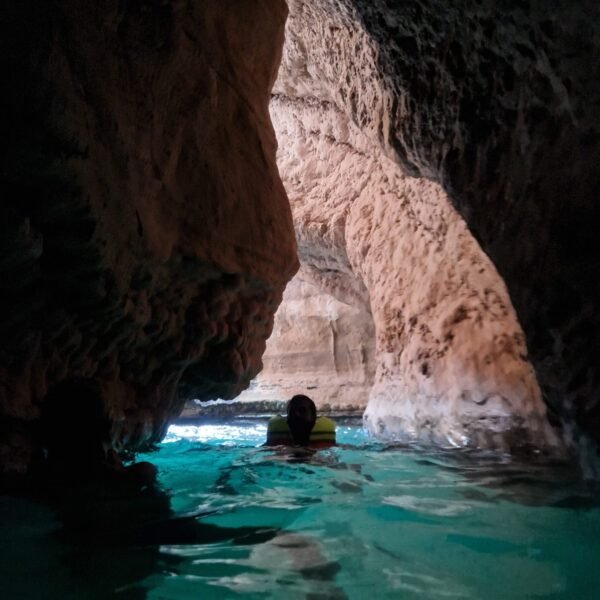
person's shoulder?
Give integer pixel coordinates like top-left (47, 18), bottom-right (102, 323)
top-left (267, 414), bottom-right (288, 429)
top-left (310, 416), bottom-right (336, 447)
top-left (314, 416), bottom-right (336, 430)
top-left (266, 415), bottom-right (291, 445)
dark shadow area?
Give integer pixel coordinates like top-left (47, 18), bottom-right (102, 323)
top-left (1, 379), bottom-right (281, 598)
top-left (2, 482), bottom-right (280, 599)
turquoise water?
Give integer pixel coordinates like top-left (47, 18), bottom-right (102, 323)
top-left (3, 420), bottom-right (600, 599)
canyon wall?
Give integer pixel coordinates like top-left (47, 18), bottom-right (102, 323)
top-left (0, 0), bottom-right (297, 472)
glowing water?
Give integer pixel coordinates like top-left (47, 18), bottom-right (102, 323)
top-left (2, 420), bottom-right (600, 599)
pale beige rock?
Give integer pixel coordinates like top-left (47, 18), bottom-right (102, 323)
top-left (236, 270), bottom-right (375, 410)
top-left (267, 3), bottom-right (563, 451)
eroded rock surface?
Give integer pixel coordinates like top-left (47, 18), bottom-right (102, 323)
top-left (0, 0), bottom-right (297, 472)
top-left (269, 87), bottom-right (558, 450)
top-left (235, 271), bottom-right (375, 411)
top-left (335, 0), bottom-right (600, 449)
top-left (265, 0), bottom-right (598, 450)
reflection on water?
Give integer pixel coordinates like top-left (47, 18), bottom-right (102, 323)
top-left (2, 420), bottom-right (600, 599)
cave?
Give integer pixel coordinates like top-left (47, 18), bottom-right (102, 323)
top-left (2, 0), bottom-right (599, 471)
top-left (242, 0), bottom-right (599, 456)
top-left (1, 0), bottom-right (600, 596)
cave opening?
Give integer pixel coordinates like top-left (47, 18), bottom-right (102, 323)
top-left (218, 0), bottom-right (565, 457)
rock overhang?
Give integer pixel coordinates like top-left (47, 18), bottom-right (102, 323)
top-left (0, 0), bottom-right (297, 472)
top-left (263, 0), bottom-right (600, 454)
top-left (1, 0), bottom-right (599, 473)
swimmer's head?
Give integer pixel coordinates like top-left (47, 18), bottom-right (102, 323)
top-left (286, 395), bottom-right (317, 446)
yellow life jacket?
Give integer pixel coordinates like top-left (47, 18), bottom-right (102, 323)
top-left (266, 415), bottom-right (336, 447)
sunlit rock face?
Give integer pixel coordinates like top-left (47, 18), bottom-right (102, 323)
top-left (270, 92), bottom-right (556, 450)
top-left (236, 270), bottom-right (376, 411)
top-left (0, 0), bottom-right (297, 472)
top-left (335, 0), bottom-right (600, 450)
top-left (264, 0), bottom-right (597, 450)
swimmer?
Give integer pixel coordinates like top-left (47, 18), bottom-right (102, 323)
top-left (265, 395), bottom-right (336, 448)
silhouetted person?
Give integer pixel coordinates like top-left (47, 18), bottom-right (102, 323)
top-left (266, 395), bottom-right (336, 448)
top-left (39, 378), bottom-right (156, 486)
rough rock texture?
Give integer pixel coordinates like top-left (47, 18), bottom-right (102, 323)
top-left (3, 0), bottom-right (598, 468)
top-left (269, 0), bottom-right (600, 450)
top-left (269, 87), bottom-right (559, 450)
top-left (0, 0), bottom-right (297, 472)
top-left (337, 0), bottom-right (600, 451)
top-left (235, 271), bottom-right (375, 411)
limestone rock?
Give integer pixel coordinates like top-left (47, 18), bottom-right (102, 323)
top-left (325, 2), bottom-right (600, 449)
top-left (266, 0), bottom-right (576, 451)
top-left (0, 0), bottom-right (297, 471)
top-left (235, 271), bottom-right (375, 411)
top-left (269, 89), bottom-right (560, 450)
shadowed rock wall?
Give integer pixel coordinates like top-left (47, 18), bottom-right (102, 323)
top-left (0, 0), bottom-right (297, 472)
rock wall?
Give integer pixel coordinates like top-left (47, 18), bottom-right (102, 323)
top-left (269, 85), bottom-right (559, 450)
top-left (269, 0), bottom-right (600, 450)
top-left (235, 270), bottom-right (375, 411)
top-left (3, 0), bottom-right (598, 468)
top-left (337, 0), bottom-right (600, 450)
top-left (258, 0), bottom-right (600, 450)
top-left (0, 0), bottom-right (297, 472)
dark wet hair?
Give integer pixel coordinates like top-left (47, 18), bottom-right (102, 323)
top-left (287, 394), bottom-right (316, 418)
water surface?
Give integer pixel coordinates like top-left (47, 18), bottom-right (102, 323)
top-left (3, 420), bottom-right (600, 599)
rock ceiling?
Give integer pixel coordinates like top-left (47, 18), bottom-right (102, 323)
top-left (1, 0), bottom-right (599, 472)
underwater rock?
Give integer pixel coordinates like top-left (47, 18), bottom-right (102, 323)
top-left (0, 0), bottom-right (297, 471)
